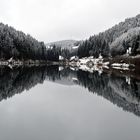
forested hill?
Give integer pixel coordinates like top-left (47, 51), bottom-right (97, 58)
top-left (0, 23), bottom-right (47, 60)
top-left (0, 23), bottom-right (80, 62)
top-left (78, 14), bottom-right (140, 58)
top-left (46, 40), bottom-right (78, 49)
top-left (1, 14), bottom-right (140, 62)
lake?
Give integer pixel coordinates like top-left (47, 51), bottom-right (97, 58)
top-left (0, 66), bottom-right (140, 140)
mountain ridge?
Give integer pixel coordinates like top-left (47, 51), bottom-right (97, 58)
top-left (77, 14), bottom-right (140, 58)
top-left (46, 40), bottom-right (78, 49)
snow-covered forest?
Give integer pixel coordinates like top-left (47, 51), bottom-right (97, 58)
top-left (0, 23), bottom-right (47, 60)
top-left (1, 14), bottom-right (140, 64)
top-left (78, 14), bottom-right (140, 58)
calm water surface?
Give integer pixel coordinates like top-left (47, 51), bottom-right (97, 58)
top-left (0, 66), bottom-right (140, 140)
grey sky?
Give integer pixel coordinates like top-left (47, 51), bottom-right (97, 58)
top-left (0, 0), bottom-right (140, 43)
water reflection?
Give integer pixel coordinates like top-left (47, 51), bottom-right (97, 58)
top-left (0, 65), bottom-right (140, 117)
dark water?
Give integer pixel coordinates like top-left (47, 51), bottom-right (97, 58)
top-left (0, 66), bottom-right (140, 140)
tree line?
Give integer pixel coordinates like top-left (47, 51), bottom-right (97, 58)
top-left (1, 14), bottom-right (140, 61)
top-left (0, 23), bottom-right (78, 62)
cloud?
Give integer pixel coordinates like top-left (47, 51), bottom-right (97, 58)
top-left (0, 0), bottom-right (140, 42)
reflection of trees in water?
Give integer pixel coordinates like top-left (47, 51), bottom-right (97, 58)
top-left (47, 67), bottom-right (140, 116)
top-left (0, 66), bottom-right (140, 116)
top-left (0, 65), bottom-right (62, 101)
top-left (0, 67), bottom-right (47, 101)
top-left (46, 65), bottom-right (60, 81)
top-left (77, 70), bottom-right (140, 116)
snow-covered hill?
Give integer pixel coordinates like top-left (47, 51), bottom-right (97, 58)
top-left (46, 40), bottom-right (80, 50)
top-left (78, 14), bottom-right (140, 58)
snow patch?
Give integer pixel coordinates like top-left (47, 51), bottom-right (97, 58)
top-left (59, 55), bottom-right (64, 60)
top-left (111, 63), bottom-right (129, 68)
top-left (59, 66), bottom-right (64, 71)
top-left (72, 46), bottom-right (79, 49)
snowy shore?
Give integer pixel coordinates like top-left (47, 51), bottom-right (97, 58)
top-left (68, 55), bottom-right (134, 74)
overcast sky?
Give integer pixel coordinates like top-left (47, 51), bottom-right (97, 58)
top-left (0, 0), bottom-right (140, 43)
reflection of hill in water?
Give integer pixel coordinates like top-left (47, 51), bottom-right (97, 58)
top-left (0, 66), bottom-right (47, 101)
top-left (77, 70), bottom-right (140, 116)
top-left (0, 66), bottom-right (140, 117)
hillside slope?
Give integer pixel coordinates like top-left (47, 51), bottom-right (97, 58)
top-left (78, 14), bottom-right (140, 58)
top-left (46, 40), bottom-right (78, 50)
top-left (0, 23), bottom-right (47, 60)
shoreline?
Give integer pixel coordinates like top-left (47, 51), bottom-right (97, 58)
top-left (0, 55), bottom-right (140, 69)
